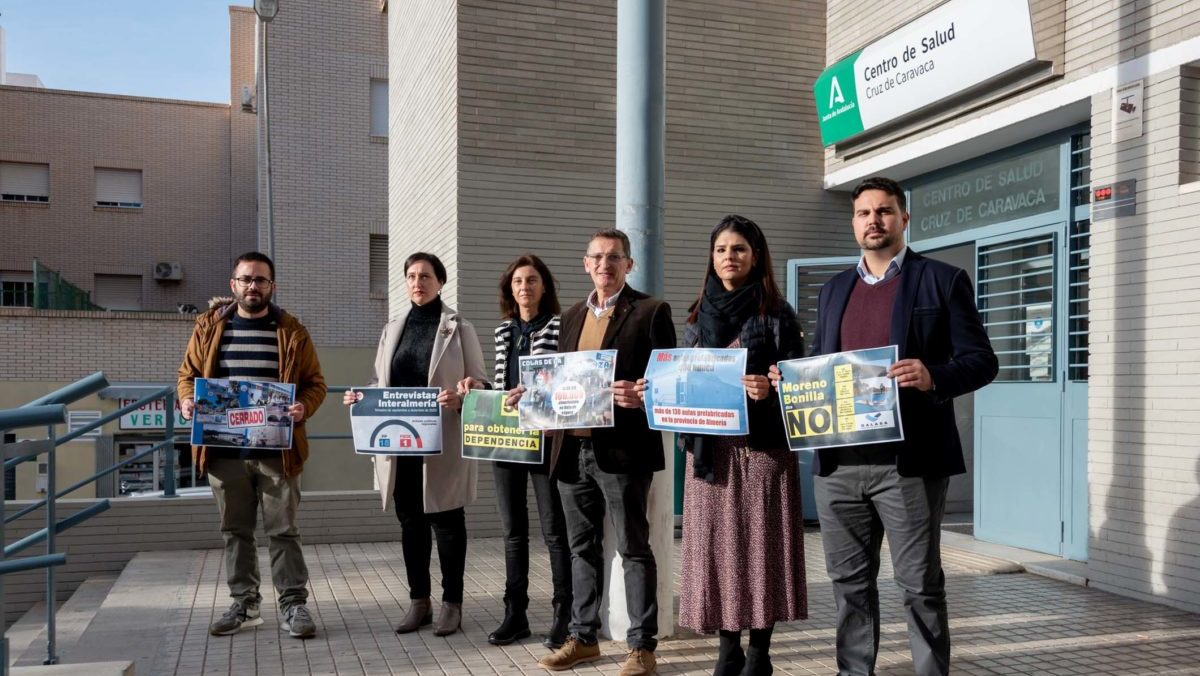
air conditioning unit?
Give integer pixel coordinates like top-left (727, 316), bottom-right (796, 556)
top-left (154, 261), bottom-right (184, 281)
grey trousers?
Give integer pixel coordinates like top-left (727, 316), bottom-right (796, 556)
top-left (815, 460), bottom-right (950, 676)
top-left (207, 455), bottom-right (309, 611)
top-left (557, 440), bottom-right (658, 651)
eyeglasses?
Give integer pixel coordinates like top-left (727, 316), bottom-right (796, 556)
top-left (585, 253), bottom-right (627, 265)
top-left (233, 276), bottom-right (274, 288)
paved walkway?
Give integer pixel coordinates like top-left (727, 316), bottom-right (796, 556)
top-left (38, 534), bottom-right (1200, 675)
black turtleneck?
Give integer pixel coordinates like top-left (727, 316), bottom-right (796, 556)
top-left (390, 298), bottom-right (443, 387)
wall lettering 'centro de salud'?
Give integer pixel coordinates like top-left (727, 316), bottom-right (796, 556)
top-left (909, 145), bottom-right (1061, 242)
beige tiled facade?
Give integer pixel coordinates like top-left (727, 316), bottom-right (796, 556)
top-left (394, 0), bottom-right (849, 352)
top-left (819, 0), bottom-right (1200, 615)
top-left (253, 1), bottom-right (389, 347)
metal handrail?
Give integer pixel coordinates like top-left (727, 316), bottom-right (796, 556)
top-left (308, 385), bottom-right (354, 440)
top-left (5, 437), bottom-right (179, 526)
top-left (0, 372), bottom-right (180, 669)
top-left (0, 405), bottom-right (67, 433)
top-left (0, 378), bottom-right (364, 668)
top-left (4, 502), bottom-right (111, 559)
top-left (23, 373), bottom-right (110, 408)
top-left (0, 554), bottom-right (66, 577)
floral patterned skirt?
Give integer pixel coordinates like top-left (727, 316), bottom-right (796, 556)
top-left (678, 436), bottom-right (807, 633)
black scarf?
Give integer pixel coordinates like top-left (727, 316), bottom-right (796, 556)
top-left (694, 273), bottom-right (759, 349)
top-left (686, 274), bottom-right (760, 483)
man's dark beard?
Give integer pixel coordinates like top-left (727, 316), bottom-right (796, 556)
top-left (236, 290), bottom-right (270, 313)
top-left (861, 231), bottom-right (897, 250)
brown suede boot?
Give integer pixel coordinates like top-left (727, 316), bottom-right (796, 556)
top-left (537, 636), bottom-right (601, 671)
top-left (617, 647), bottom-right (657, 676)
top-left (394, 598), bottom-right (432, 634)
top-left (432, 602), bottom-right (462, 637)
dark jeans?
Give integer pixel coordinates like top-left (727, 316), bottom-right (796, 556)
top-left (392, 457), bottom-right (467, 604)
top-left (494, 463), bottom-right (573, 609)
top-left (207, 455), bottom-right (309, 611)
top-left (557, 439), bottom-right (658, 651)
top-left (815, 456), bottom-right (950, 676)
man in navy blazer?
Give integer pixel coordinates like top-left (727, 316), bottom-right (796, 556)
top-left (775, 177), bottom-right (997, 676)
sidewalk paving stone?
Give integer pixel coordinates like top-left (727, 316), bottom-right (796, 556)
top-left (49, 533), bottom-right (1200, 675)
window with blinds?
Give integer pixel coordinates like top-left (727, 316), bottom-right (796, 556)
top-left (977, 234), bottom-right (1057, 382)
top-left (369, 234), bottom-right (389, 295)
top-left (95, 168), bottom-right (143, 208)
top-left (93, 274), bottom-right (143, 311)
top-left (370, 79), bottom-right (388, 137)
top-left (1, 162), bottom-right (50, 202)
top-left (789, 259), bottom-right (857, 348)
top-left (1068, 132), bottom-right (1091, 382)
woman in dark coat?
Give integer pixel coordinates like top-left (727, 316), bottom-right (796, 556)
top-left (458, 254), bottom-right (573, 649)
top-left (665, 215), bottom-right (808, 675)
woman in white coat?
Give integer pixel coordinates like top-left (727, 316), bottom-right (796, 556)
top-left (343, 252), bottom-right (487, 637)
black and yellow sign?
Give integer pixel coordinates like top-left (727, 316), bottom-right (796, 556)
top-left (777, 346), bottom-right (904, 451)
top-left (461, 389), bottom-right (544, 464)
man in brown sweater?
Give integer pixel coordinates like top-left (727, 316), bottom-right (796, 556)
top-left (533, 229), bottom-right (675, 676)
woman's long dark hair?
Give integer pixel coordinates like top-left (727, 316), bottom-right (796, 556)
top-left (498, 254), bottom-right (561, 320)
top-left (686, 214), bottom-right (783, 324)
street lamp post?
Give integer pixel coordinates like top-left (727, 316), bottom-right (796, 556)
top-left (254, 0), bottom-right (278, 268)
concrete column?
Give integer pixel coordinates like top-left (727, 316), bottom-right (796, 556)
top-left (604, 0), bottom-right (674, 644)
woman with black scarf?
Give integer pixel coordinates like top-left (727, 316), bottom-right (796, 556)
top-left (666, 215), bottom-right (807, 676)
top-left (458, 254), bottom-right (573, 650)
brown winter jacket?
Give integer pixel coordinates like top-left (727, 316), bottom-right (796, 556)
top-left (176, 301), bottom-right (326, 478)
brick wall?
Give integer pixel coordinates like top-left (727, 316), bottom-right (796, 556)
top-left (0, 309), bottom-right (195, 382)
top-left (1087, 66), bottom-right (1200, 614)
top-left (0, 86), bottom-right (247, 312)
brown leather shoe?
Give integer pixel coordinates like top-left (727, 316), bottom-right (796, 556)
top-left (432, 602), bottom-right (462, 636)
top-left (394, 598), bottom-right (432, 634)
top-left (537, 636), bottom-right (602, 671)
top-left (617, 648), bottom-right (657, 676)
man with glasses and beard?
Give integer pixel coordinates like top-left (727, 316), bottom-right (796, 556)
top-left (177, 252), bottom-right (327, 639)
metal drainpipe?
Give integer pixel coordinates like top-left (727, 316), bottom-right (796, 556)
top-left (616, 0), bottom-right (666, 298)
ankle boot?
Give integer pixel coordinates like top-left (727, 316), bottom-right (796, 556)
top-left (433, 601), bottom-right (462, 637)
top-left (395, 598), bottom-right (432, 634)
top-left (740, 647), bottom-right (772, 675)
top-left (741, 626), bottom-right (773, 675)
top-left (543, 599), bottom-right (571, 649)
top-left (714, 630), bottom-right (745, 676)
top-left (487, 601), bottom-right (530, 645)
